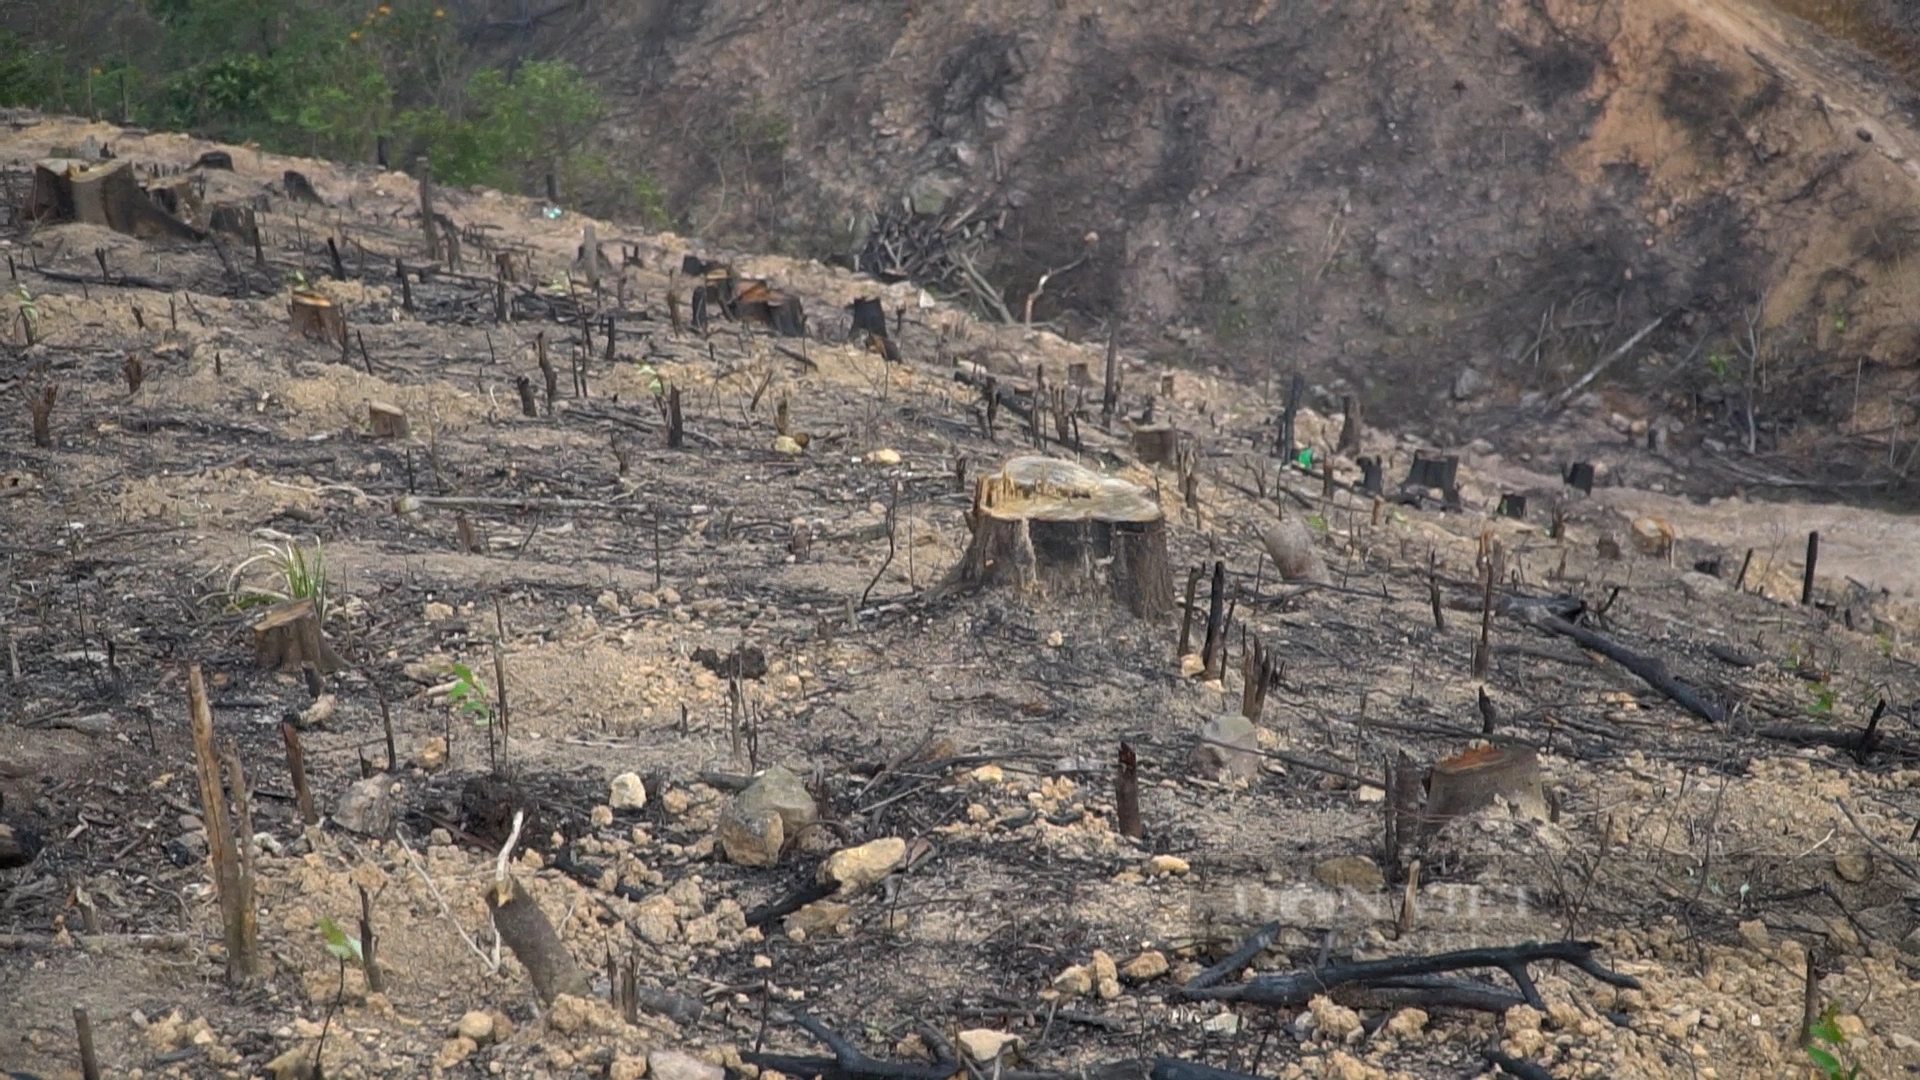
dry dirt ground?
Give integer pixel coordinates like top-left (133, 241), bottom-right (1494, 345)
top-left (2, 119), bottom-right (1920, 1080)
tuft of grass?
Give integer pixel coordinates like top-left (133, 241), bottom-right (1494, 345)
top-left (224, 537), bottom-right (328, 621)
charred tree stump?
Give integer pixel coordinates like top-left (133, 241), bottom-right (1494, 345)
top-left (944, 456), bottom-right (1172, 617)
top-left (252, 598), bottom-right (344, 674)
top-left (1132, 423), bottom-right (1176, 466)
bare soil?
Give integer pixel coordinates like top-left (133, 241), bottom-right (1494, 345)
top-left (2, 119), bottom-right (1919, 1080)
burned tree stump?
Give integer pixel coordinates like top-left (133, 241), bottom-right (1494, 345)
top-left (1422, 745), bottom-right (1545, 827)
top-left (945, 456), bottom-right (1173, 617)
top-left (252, 598), bottom-right (344, 674)
top-left (1132, 424), bottom-right (1177, 466)
top-left (368, 400), bottom-right (409, 440)
top-left (288, 290), bottom-right (345, 346)
top-left (27, 158), bottom-right (203, 240)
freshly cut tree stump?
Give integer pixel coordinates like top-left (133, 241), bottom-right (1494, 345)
top-left (368, 400), bottom-right (409, 440)
top-left (1422, 744), bottom-right (1545, 826)
top-left (288, 290), bottom-right (346, 346)
top-left (252, 598), bottom-right (344, 674)
top-left (946, 456), bottom-right (1173, 617)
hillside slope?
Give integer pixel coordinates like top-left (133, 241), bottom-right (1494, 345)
top-left (554, 0), bottom-right (1920, 488)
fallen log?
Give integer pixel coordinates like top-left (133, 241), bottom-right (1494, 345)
top-left (1524, 613), bottom-right (1726, 725)
top-left (1178, 936), bottom-right (1638, 1013)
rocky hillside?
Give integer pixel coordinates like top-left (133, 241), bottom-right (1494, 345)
top-left (548, 0), bottom-right (1920, 489)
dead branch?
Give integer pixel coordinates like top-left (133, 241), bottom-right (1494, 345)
top-left (1524, 613), bottom-right (1726, 725)
top-left (1543, 314), bottom-right (1666, 414)
top-left (1179, 935), bottom-right (1638, 1012)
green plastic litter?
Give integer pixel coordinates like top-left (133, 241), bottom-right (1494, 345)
top-left (1295, 448), bottom-right (1314, 468)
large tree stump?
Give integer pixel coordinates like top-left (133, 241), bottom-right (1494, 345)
top-left (946, 456), bottom-right (1173, 617)
top-left (252, 598), bottom-right (344, 674)
top-left (289, 290), bottom-right (346, 346)
top-left (27, 158), bottom-right (203, 240)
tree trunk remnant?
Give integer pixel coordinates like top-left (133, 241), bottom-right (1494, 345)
top-left (945, 456), bottom-right (1172, 617)
top-left (252, 598), bottom-right (344, 674)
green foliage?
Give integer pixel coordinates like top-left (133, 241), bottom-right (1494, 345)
top-left (225, 538), bottom-right (328, 621)
top-left (1705, 349), bottom-right (1732, 380)
top-left (448, 661), bottom-right (493, 728)
top-left (0, 32), bottom-right (64, 107)
top-left (4, 1), bottom-right (672, 223)
top-left (1806, 1003), bottom-right (1864, 1080)
top-left (404, 60), bottom-right (602, 194)
top-left (1807, 684), bottom-right (1838, 717)
top-left (318, 915), bottom-right (363, 963)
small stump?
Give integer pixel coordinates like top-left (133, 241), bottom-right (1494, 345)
top-left (368, 401), bottom-right (409, 440)
top-left (947, 456), bottom-right (1173, 617)
top-left (252, 598), bottom-right (344, 674)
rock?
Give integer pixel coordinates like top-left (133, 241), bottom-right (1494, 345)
top-left (970, 764), bottom-right (1004, 785)
top-left (424, 602), bottom-right (455, 622)
top-left (265, 1044), bottom-right (317, 1080)
top-left (1450, 366), bottom-right (1487, 401)
top-left (650, 1050), bottom-right (723, 1080)
top-left (1201, 1011), bottom-right (1239, 1035)
top-left (1090, 949), bottom-right (1118, 984)
top-left (434, 1037), bottom-right (477, 1069)
top-left (1321, 1050), bottom-right (1377, 1080)
top-left (820, 837), bottom-right (906, 894)
top-left (662, 788), bottom-right (691, 816)
top-left (1096, 976), bottom-right (1121, 1000)
top-left (455, 1010), bottom-right (493, 1043)
top-left (719, 815), bottom-right (781, 865)
top-left (1679, 571), bottom-right (1724, 601)
top-left (546, 994), bottom-right (624, 1036)
top-left (956, 1030), bottom-right (1021, 1063)
top-left (414, 737), bottom-right (447, 770)
top-left (611, 1055), bottom-right (649, 1080)
top-left (1179, 653), bottom-right (1205, 677)
top-left (300, 694), bottom-right (337, 728)
top-left (1053, 964), bottom-right (1092, 996)
top-left (1833, 851), bottom-right (1872, 883)
top-left (1630, 516), bottom-right (1674, 557)
top-left (1309, 995), bottom-right (1362, 1043)
top-left (1191, 715), bottom-right (1260, 781)
top-left (773, 435), bottom-right (805, 455)
top-left (786, 900), bottom-right (852, 935)
top-left (332, 776), bottom-right (393, 836)
top-left (1313, 855), bottom-right (1385, 890)
top-left (1383, 1008), bottom-right (1427, 1040)
top-left (1121, 950), bottom-right (1169, 981)
top-left (1736, 919), bottom-right (1770, 953)
top-left (736, 765), bottom-right (819, 835)
top-left (1901, 926), bottom-right (1920, 957)
top-left (610, 772), bottom-right (648, 811)
top-left (1144, 854), bottom-right (1190, 877)
top-left (1255, 513), bottom-right (1329, 583)
top-left (866, 448), bottom-right (902, 466)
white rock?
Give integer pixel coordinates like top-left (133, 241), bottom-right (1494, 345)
top-left (956, 1030), bottom-right (1021, 1063)
top-left (819, 837), bottom-right (906, 895)
top-left (649, 1050), bottom-right (723, 1080)
top-left (609, 772), bottom-right (648, 810)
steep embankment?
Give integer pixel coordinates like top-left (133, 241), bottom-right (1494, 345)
top-left (552, 0), bottom-right (1920, 486)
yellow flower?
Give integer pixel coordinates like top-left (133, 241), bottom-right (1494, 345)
top-left (91, 67), bottom-right (103, 76)
top-left (433, 7), bottom-right (444, 14)
top-left (349, 30), bottom-right (361, 40)
top-left (376, 4), bottom-right (390, 12)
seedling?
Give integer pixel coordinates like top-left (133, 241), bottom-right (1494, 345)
top-left (1805, 1002), bottom-right (1864, 1080)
